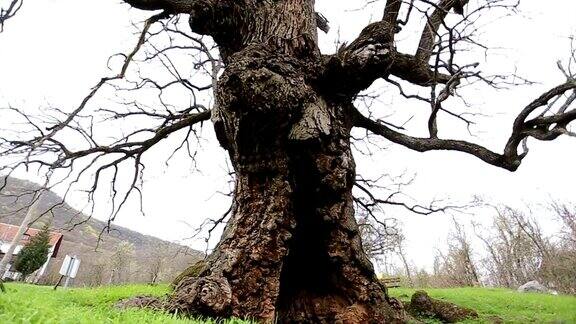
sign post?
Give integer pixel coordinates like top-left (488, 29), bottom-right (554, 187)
top-left (54, 255), bottom-right (81, 290)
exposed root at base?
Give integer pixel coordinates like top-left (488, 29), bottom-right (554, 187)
top-left (405, 290), bottom-right (478, 323)
top-left (169, 275), bottom-right (232, 317)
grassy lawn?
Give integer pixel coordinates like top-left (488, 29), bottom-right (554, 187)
top-left (0, 283), bottom-right (250, 324)
top-left (0, 283), bottom-right (574, 323)
top-left (389, 287), bottom-right (576, 323)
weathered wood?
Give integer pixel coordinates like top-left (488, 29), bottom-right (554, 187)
top-left (119, 1), bottom-right (410, 323)
top-left (381, 277), bottom-right (402, 288)
top-left (166, 2), bottom-right (407, 321)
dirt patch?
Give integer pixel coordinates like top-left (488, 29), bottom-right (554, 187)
top-left (487, 315), bottom-right (504, 323)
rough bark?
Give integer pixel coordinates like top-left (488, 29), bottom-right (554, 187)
top-left (170, 46), bottom-right (405, 323)
top-left (166, 1), bottom-right (406, 322)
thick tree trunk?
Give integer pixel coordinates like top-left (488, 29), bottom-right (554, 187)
top-left (169, 1), bottom-right (406, 322)
top-left (170, 52), bottom-right (405, 322)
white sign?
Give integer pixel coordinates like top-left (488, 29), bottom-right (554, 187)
top-left (0, 243), bottom-right (22, 255)
top-left (59, 255), bottom-right (81, 279)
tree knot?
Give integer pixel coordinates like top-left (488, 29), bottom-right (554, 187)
top-left (170, 275), bottom-right (232, 317)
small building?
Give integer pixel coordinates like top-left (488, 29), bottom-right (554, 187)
top-left (0, 223), bottom-right (63, 281)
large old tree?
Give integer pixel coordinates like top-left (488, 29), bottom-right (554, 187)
top-left (1, 0), bottom-right (575, 323)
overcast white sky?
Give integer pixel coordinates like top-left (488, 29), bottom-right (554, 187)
top-left (0, 0), bottom-right (575, 271)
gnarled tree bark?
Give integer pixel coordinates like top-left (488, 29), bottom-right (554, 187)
top-left (114, 0), bottom-right (573, 322)
top-left (167, 1), bottom-right (405, 322)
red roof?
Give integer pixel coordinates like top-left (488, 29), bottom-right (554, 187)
top-left (0, 223), bottom-right (63, 257)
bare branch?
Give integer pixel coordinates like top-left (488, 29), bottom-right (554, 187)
top-left (0, 0), bottom-right (23, 32)
top-left (0, 12), bottom-right (219, 232)
top-left (415, 0), bottom-right (470, 65)
top-left (382, 0), bottom-right (403, 35)
top-left (354, 77), bottom-right (576, 171)
top-left (315, 12), bottom-right (330, 33)
top-left (123, 0), bottom-right (195, 13)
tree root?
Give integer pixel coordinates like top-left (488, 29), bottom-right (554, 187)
top-left (168, 275), bottom-right (233, 317)
top-left (406, 290), bottom-right (478, 323)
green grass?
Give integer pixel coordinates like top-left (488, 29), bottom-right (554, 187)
top-left (0, 284), bottom-right (574, 323)
top-left (389, 287), bottom-right (576, 323)
top-left (0, 283), bottom-right (250, 324)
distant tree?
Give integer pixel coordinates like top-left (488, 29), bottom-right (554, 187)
top-left (435, 218), bottom-right (480, 287)
top-left (358, 214), bottom-right (414, 286)
top-left (475, 205), bottom-right (576, 294)
top-left (358, 214), bottom-right (397, 265)
top-left (13, 225), bottom-right (50, 280)
top-left (84, 262), bottom-right (107, 287)
top-left (552, 203), bottom-right (576, 247)
top-left (108, 241), bottom-right (134, 284)
top-left (146, 244), bottom-right (170, 285)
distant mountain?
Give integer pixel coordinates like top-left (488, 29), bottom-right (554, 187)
top-left (0, 177), bottom-right (202, 286)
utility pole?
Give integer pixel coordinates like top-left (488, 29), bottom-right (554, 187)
top-left (0, 182), bottom-right (47, 282)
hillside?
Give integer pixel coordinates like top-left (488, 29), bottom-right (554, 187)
top-left (0, 177), bottom-right (203, 286)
